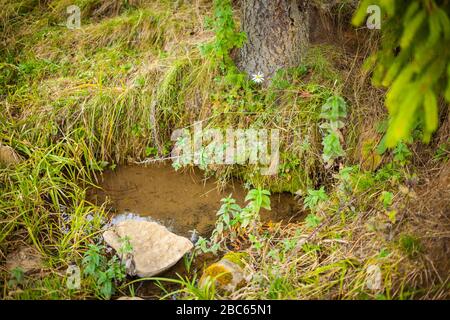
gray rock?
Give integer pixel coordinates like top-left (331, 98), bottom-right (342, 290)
top-left (6, 246), bottom-right (43, 273)
top-left (103, 220), bottom-right (193, 277)
top-left (0, 144), bottom-right (21, 167)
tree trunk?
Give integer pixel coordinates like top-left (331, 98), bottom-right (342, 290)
top-left (236, 0), bottom-right (310, 80)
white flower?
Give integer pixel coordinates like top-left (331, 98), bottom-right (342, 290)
top-left (251, 72), bottom-right (265, 84)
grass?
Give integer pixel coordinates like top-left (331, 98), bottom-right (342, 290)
top-left (399, 234), bottom-right (422, 258)
top-left (1, 0), bottom-right (449, 300)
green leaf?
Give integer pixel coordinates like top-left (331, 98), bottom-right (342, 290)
top-left (423, 90), bottom-right (438, 135)
top-left (380, 191), bottom-right (393, 208)
top-left (400, 11), bottom-right (426, 49)
top-left (304, 187), bottom-right (328, 211)
top-left (322, 131), bottom-right (345, 162)
top-left (305, 214), bottom-right (321, 228)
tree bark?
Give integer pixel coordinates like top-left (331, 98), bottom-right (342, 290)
top-left (236, 0), bottom-right (310, 80)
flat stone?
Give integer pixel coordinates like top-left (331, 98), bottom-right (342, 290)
top-left (103, 220), bottom-right (193, 277)
top-left (0, 144), bottom-right (21, 167)
top-left (6, 246), bottom-right (43, 273)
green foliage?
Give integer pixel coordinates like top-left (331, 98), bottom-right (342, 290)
top-left (380, 191), bottom-right (394, 209)
top-left (393, 141), bottom-right (412, 165)
top-left (82, 240), bottom-right (131, 299)
top-left (245, 188), bottom-right (271, 212)
top-left (378, 248), bottom-right (391, 258)
top-left (209, 195), bottom-right (242, 252)
top-left (8, 268), bottom-right (25, 288)
top-left (200, 0), bottom-right (246, 77)
top-left (353, 1), bottom-right (450, 146)
top-left (305, 213), bottom-right (322, 228)
top-left (145, 146), bottom-right (158, 157)
top-left (303, 186), bottom-right (329, 212)
top-left (433, 137), bottom-right (450, 161)
top-left (195, 236), bottom-right (210, 253)
top-left (118, 236), bottom-right (133, 256)
top-left (319, 95), bottom-right (348, 164)
top-left (267, 277), bottom-right (294, 299)
top-left (198, 188), bottom-right (271, 254)
top-left (335, 163), bottom-right (404, 199)
top-left (322, 132), bottom-right (345, 164)
top-left (217, 195), bottom-right (242, 228)
top-left (320, 95), bottom-right (348, 128)
top-left (2, 0), bottom-right (443, 301)
top-left (249, 233), bottom-right (263, 250)
top-left (399, 234), bottom-right (423, 258)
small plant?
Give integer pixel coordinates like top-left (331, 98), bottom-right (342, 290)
top-left (303, 186), bottom-right (328, 212)
top-left (434, 137), bottom-right (450, 161)
top-left (378, 248), bottom-right (390, 258)
top-left (393, 141), bottom-right (412, 165)
top-left (82, 239), bottom-right (131, 299)
top-left (399, 234), bottom-right (422, 258)
top-left (319, 95), bottom-right (348, 166)
top-left (242, 188), bottom-right (271, 228)
top-left (172, 134), bottom-right (192, 171)
top-left (209, 195), bottom-right (242, 250)
top-left (145, 146), bottom-right (158, 157)
top-left (249, 234), bottom-right (263, 250)
top-left (118, 236), bottom-right (133, 256)
top-left (335, 165), bottom-right (359, 195)
top-left (200, 0), bottom-right (246, 77)
top-left (282, 238), bottom-right (298, 252)
top-left (305, 213), bottom-right (322, 228)
top-left (195, 236), bottom-right (210, 253)
top-left (380, 191), bottom-right (394, 209)
top-left (267, 277), bottom-right (294, 299)
top-left (379, 190), bottom-right (397, 224)
top-left (198, 188), bottom-right (271, 254)
top-left (8, 267), bottom-right (24, 288)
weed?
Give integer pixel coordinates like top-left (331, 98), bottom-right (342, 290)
top-left (197, 188), bottom-right (271, 254)
top-left (305, 214), bottom-right (322, 228)
top-left (303, 186), bottom-right (328, 212)
top-left (319, 95), bottom-right (348, 166)
top-left (82, 238), bottom-right (131, 299)
top-left (399, 234), bottom-right (422, 258)
top-left (200, 0), bottom-right (246, 77)
top-left (380, 191), bottom-right (393, 209)
top-left (7, 268), bottom-right (25, 288)
top-left (434, 138), bottom-right (450, 162)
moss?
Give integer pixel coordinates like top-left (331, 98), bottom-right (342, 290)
top-left (200, 253), bottom-right (248, 292)
top-left (223, 252), bottom-right (249, 269)
top-left (202, 263), bottom-right (233, 286)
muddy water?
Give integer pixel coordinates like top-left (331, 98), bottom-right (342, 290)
top-left (90, 163), bottom-right (302, 238)
top-left (89, 163), bottom-right (301, 298)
